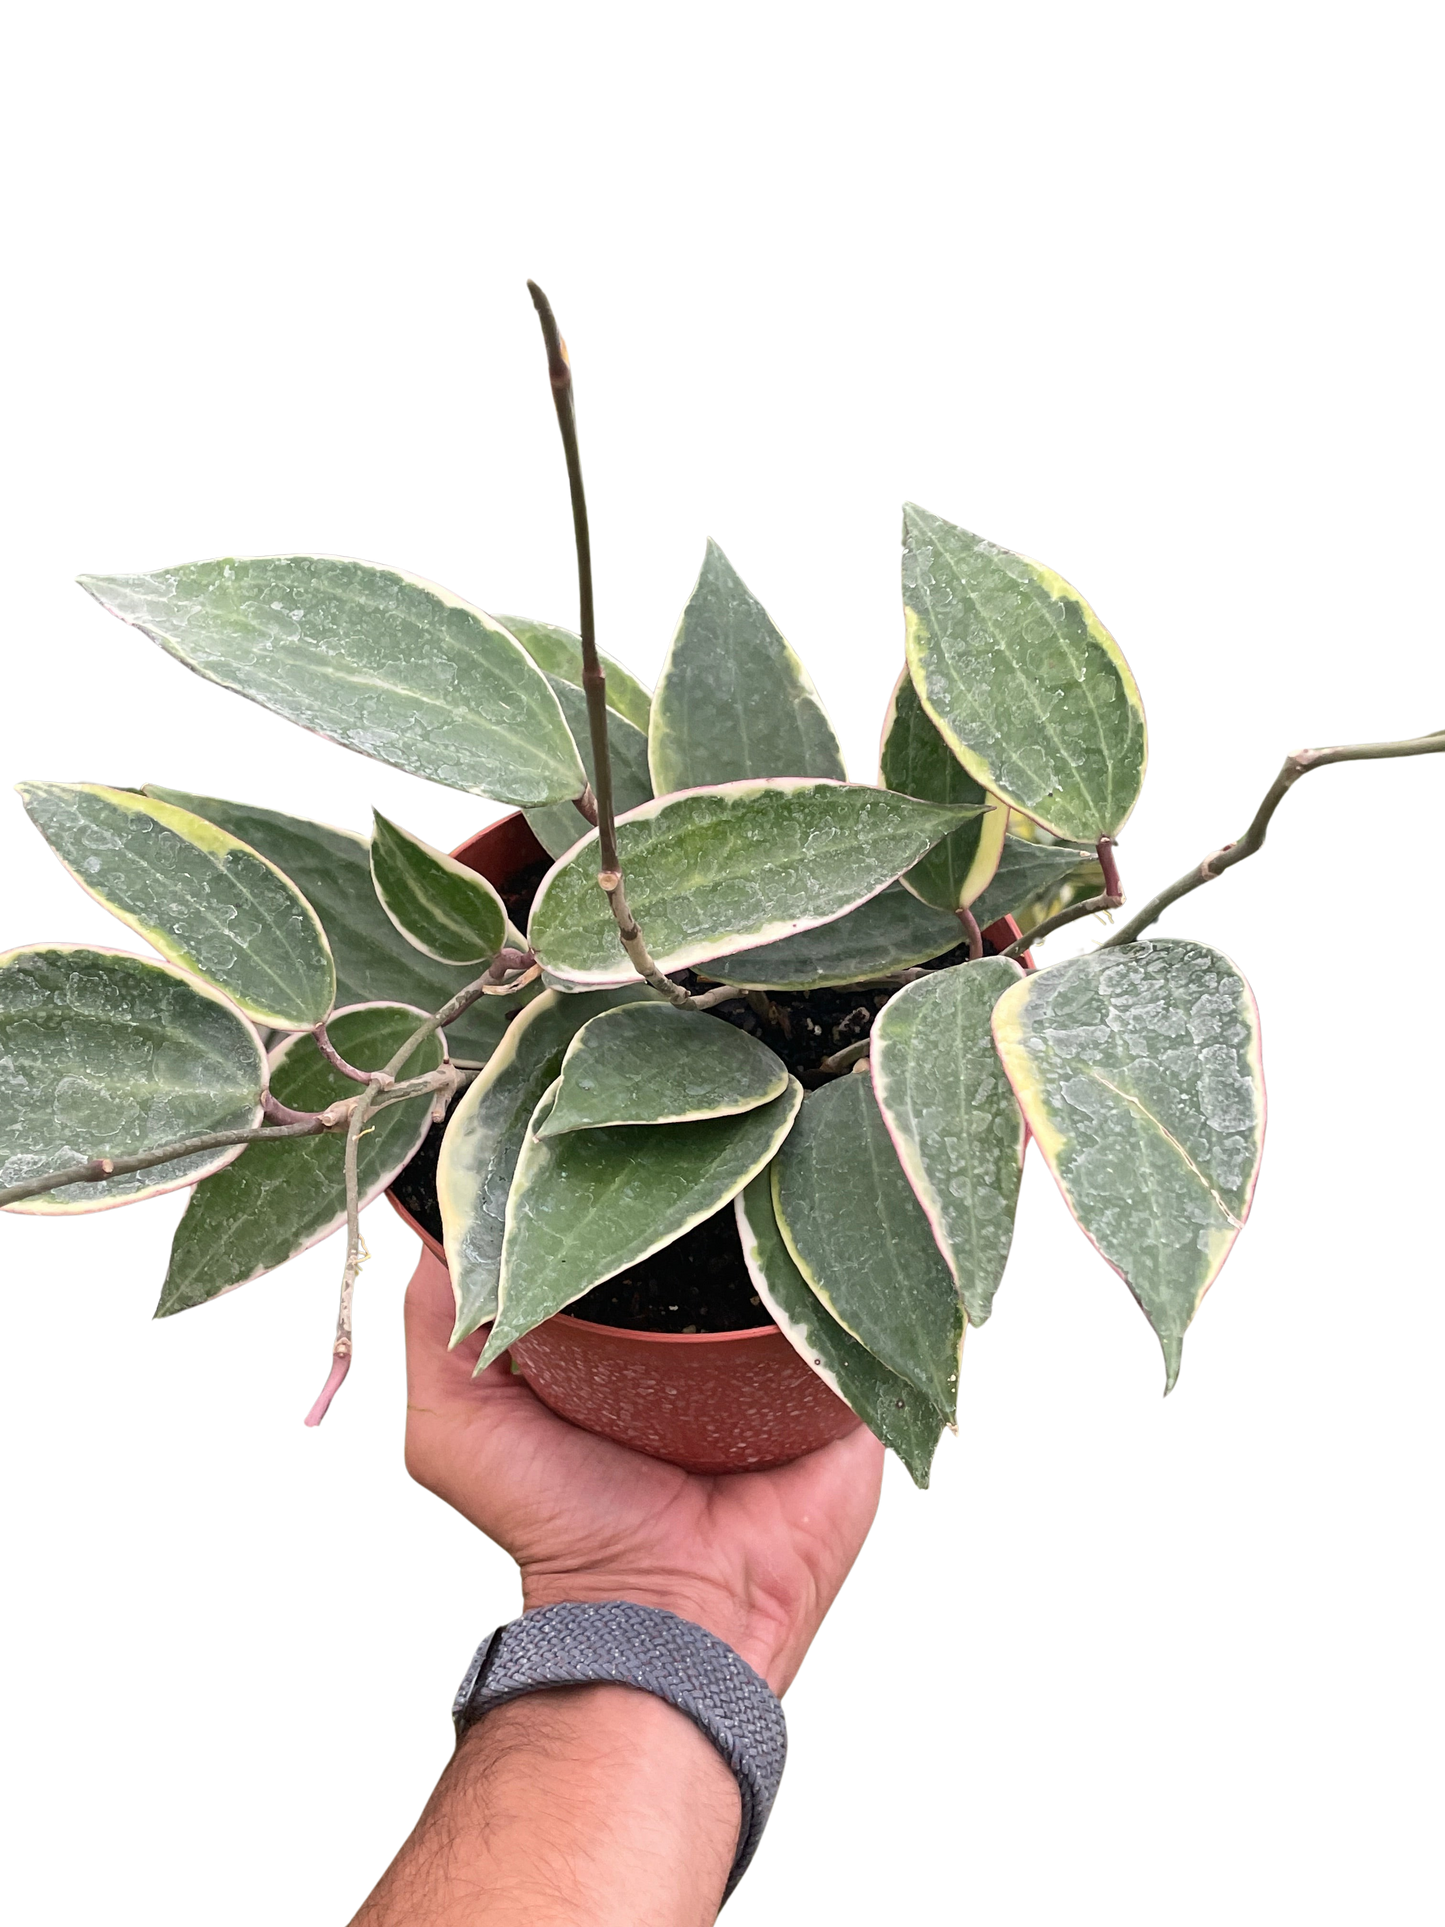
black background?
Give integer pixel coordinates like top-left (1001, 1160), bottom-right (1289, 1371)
top-left (19, 218), bottom-right (1441, 1919)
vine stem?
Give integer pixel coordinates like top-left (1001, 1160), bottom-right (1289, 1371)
top-left (955, 905), bottom-right (984, 961)
top-left (997, 832), bottom-right (1126, 960)
top-left (313, 1021), bottom-right (389, 1088)
top-left (0, 1067), bottom-right (458, 1211)
top-left (527, 280), bottom-right (692, 1010)
top-left (1103, 727), bottom-right (1445, 947)
top-left (303, 1083), bottom-right (377, 1427)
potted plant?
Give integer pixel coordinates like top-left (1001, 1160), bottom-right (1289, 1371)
top-left (3, 283), bottom-right (1439, 1490)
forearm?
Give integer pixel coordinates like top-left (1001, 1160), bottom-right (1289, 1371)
top-left (351, 1684), bottom-right (741, 1927)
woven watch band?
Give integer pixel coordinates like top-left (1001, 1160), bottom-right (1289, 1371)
top-left (452, 1599), bottom-right (787, 1899)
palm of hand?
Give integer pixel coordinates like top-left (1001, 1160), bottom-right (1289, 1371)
top-left (403, 1250), bottom-right (885, 1692)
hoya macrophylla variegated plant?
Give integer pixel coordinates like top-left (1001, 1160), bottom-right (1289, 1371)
top-left (3, 282), bottom-right (1440, 1483)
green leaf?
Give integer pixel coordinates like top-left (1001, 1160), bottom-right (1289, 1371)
top-left (901, 505), bottom-right (1147, 842)
top-left (538, 1004), bottom-right (787, 1137)
top-left (18, 781), bottom-right (335, 1030)
top-left (991, 940), bottom-right (1265, 1392)
top-left (707, 882), bottom-right (964, 989)
top-left (369, 810), bottom-right (509, 965)
top-left (530, 780), bottom-right (980, 989)
top-left (870, 960), bottom-right (1026, 1326)
top-left (0, 944), bottom-right (265, 1214)
top-left (499, 615), bottom-right (653, 733)
top-left (479, 1077), bottom-right (803, 1367)
top-left (648, 541), bottom-right (847, 794)
top-left (878, 669), bottom-right (1006, 911)
top-left (735, 1174), bottom-right (946, 1488)
top-left (525, 675), bottom-right (653, 859)
top-left (437, 986), bottom-right (661, 1340)
top-left (158, 1002), bottom-right (444, 1313)
top-left (145, 790), bottom-right (534, 1065)
top-left (771, 1075), bottom-right (963, 1418)
top-left (81, 558), bottom-right (587, 807)
top-left (970, 828), bottom-right (1102, 931)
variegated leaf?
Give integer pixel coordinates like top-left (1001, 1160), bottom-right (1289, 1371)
top-left (157, 1002), bottom-right (444, 1313)
top-left (146, 790), bottom-right (534, 1065)
top-left (991, 940), bottom-right (1265, 1391)
top-left (870, 959), bottom-right (1026, 1325)
top-left (878, 669), bottom-right (1006, 910)
top-left (529, 780), bottom-right (979, 989)
top-left (736, 1173), bottom-right (946, 1488)
top-left (18, 781), bottom-right (335, 1030)
top-left (500, 614), bottom-right (653, 733)
top-left (969, 827), bottom-right (1102, 931)
top-left (649, 541), bottom-right (846, 793)
top-left (771, 1075), bottom-right (964, 1418)
top-left (0, 944), bottom-right (265, 1214)
top-left (709, 882), bottom-right (964, 989)
top-left (902, 505), bottom-right (1147, 842)
top-left (538, 1004), bottom-right (787, 1136)
top-left (370, 810), bottom-right (509, 965)
top-left (479, 1077), bottom-right (803, 1367)
top-left (437, 986), bottom-right (660, 1340)
top-left (80, 558), bottom-right (587, 806)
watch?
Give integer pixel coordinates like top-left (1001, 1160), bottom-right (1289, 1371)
top-left (452, 1598), bottom-right (788, 1900)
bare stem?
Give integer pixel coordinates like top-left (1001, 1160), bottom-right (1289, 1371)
top-left (527, 280), bottom-right (688, 1005)
top-left (313, 1021), bottom-right (389, 1088)
top-left (819, 1038), bottom-right (872, 1073)
top-left (597, 871), bottom-right (692, 1006)
top-left (687, 984), bottom-right (747, 1011)
top-left (572, 785), bottom-right (599, 826)
top-left (527, 281), bottom-right (618, 872)
top-left (1103, 727), bottom-right (1445, 947)
top-left (1009, 832), bottom-right (1132, 959)
top-left (1, 1117), bottom-right (339, 1209)
top-left (303, 1088), bottom-right (375, 1427)
top-left (1, 1067), bottom-right (457, 1212)
top-left (485, 947), bottom-right (535, 983)
top-left (304, 1354), bottom-right (350, 1427)
top-left (262, 1090), bottom-right (330, 1127)
top-left (955, 905), bottom-right (984, 961)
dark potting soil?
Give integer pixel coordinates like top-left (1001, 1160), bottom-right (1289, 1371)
top-left (388, 864), bottom-right (1013, 1335)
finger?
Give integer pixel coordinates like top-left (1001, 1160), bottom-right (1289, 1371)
top-left (403, 1248), bottom-right (496, 1411)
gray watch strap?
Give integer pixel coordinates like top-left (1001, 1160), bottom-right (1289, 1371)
top-left (452, 1599), bottom-right (787, 1899)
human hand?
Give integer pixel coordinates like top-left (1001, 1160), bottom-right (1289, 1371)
top-left (403, 1248), bottom-right (885, 1693)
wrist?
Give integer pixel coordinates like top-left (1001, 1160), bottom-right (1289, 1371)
top-left (519, 1569), bottom-right (805, 1694)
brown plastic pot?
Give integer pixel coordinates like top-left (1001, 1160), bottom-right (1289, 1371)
top-left (386, 810), bottom-right (1026, 1475)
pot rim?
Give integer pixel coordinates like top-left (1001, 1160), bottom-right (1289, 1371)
top-left (386, 808), bottom-right (1027, 1351)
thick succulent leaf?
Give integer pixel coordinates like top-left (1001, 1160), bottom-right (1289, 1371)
top-left (437, 986), bottom-right (660, 1339)
top-left (991, 940), bottom-right (1265, 1392)
top-left (0, 944), bottom-right (265, 1214)
top-left (530, 780), bottom-right (979, 989)
top-left (771, 1076), bottom-right (963, 1417)
top-left (970, 828), bottom-right (1102, 930)
top-left (158, 1002), bottom-right (444, 1313)
top-left (902, 505), bottom-right (1147, 842)
top-left (878, 670), bottom-right (1007, 910)
top-left (539, 1004), bottom-right (787, 1137)
top-left (525, 675), bottom-right (653, 859)
top-left (80, 558), bottom-right (586, 806)
top-left (736, 1174), bottom-right (945, 1488)
top-left (370, 811), bottom-right (509, 965)
top-left (707, 882), bottom-right (964, 989)
top-left (18, 781), bottom-right (335, 1030)
top-left (145, 790), bottom-right (533, 1065)
top-left (648, 540), bottom-right (847, 795)
top-left (499, 615), bottom-right (653, 733)
top-left (870, 959), bottom-right (1026, 1326)
top-left (480, 1077), bottom-right (803, 1367)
